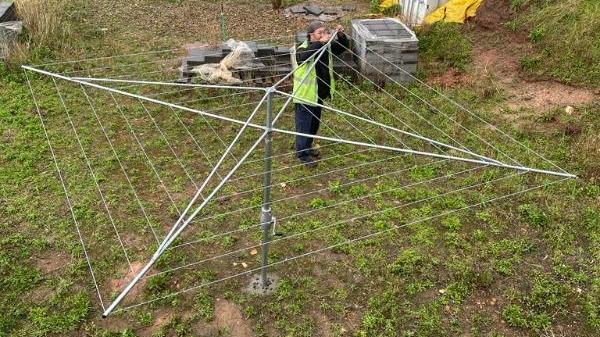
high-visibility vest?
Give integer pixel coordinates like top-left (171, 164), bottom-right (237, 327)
top-left (291, 39), bottom-right (335, 106)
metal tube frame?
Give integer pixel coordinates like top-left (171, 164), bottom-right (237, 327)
top-left (260, 89), bottom-right (275, 287)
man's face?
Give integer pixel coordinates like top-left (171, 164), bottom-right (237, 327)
top-left (309, 27), bottom-right (328, 41)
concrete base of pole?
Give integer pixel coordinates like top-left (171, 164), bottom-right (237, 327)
top-left (246, 273), bottom-right (279, 295)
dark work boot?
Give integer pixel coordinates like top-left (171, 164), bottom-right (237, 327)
top-left (299, 156), bottom-right (318, 168)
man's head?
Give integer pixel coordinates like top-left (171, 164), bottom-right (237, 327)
top-left (307, 21), bottom-right (328, 42)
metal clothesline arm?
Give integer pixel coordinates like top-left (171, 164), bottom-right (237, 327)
top-left (275, 90), bottom-right (504, 166)
top-left (99, 91), bottom-right (270, 317)
top-left (268, 127), bottom-right (577, 179)
top-left (70, 77), bottom-right (267, 92)
top-left (97, 38), bottom-right (335, 316)
top-left (21, 65), bottom-right (270, 132)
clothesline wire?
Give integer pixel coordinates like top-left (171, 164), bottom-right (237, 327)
top-left (52, 77), bottom-right (135, 273)
top-left (174, 157), bottom-right (451, 250)
top-left (117, 173), bottom-right (565, 314)
top-left (24, 69), bottom-right (107, 310)
top-left (149, 165), bottom-right (491, 279)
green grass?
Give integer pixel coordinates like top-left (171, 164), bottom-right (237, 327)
top-left (417, 22), bottom-right (473, 74)
top-left (514, 0), bottom-right (600, 87)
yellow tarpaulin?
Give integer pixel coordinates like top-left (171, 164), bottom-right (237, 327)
top-left (424, 0), bottom-right (484, 24)
top-left (379, 0), bottom-right (400, 11)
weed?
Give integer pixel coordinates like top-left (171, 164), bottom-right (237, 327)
top-left (328, 180), bottom-right (342, 194)
top-left (442, 216), bottom-right (462, 231)
top-left (418, 22), bottom-right (473, 73)
top-left (194, 292), bottom-right (214, 321)
top-left (388, 249), bottom-right (424, 277)
top-left (309, 197), bottom-right (327, 209)
top-left (5, 0), bottom-right (72, 64)
top-left (519, 0), bottom-right (600, 86)
top-left (503, 304), bottom-right (528, 328)
top-left (519, 203), bottom-right (549, 228)
top-left (357, 290), bottom-right (404, 337)
top-left (529, 27), bottom-right (545, 43)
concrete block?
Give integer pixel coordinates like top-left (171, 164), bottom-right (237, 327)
top-left (0, 2), bottom-right (16, 22)
top-left (351, 18), bottom-right (419, 84)
top-left (205, 54), bottom-right (224, 63)
top-left (0, 20), bottom-right (21, 58)
top-left (174, 77), bottom-right (192, 84)
top-left (256, 44), bottom-right (276, 57)
top-left (274, 46), bottom-right (291, 55)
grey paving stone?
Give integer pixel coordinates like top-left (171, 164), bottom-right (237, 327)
top-left (342, 4), bottom-right (356, 12)
top-left (0, 20), bottom-right (20, 58)
top-left (323, 8), bottom-right (339, 15)
top-left (290, 6), bottom-right (307, 14)
top-left (0, 2), bottom-right (16, 22)
top-left (175, 77), bottom-right (192, 84)
top-left (188, 46), bottom-right (223, 58)
top-left (257, 44), bottom-right (276, 57)
top-left (205, 54), bottom-right (224, 63)
top-left (243, 40), bottom-right (258, 52)
top-left (303, 5), bottom-right (323, 16)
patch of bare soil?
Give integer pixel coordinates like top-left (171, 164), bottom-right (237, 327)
top-left (505, 81), bottom-right (597, 112)
top-left (108, 261), bottom-right (154, 304)
top-left (194, 299), bottom-right (254, 337)
top-left (213, 299), bottom-right (254, 337)
top-left (463, 1), bottom-right (599, 114)
top-left (89, 0), bottom-right (368, 54)
top-left (313, 310), bottom-right (334, 337)
top-left (426, 20), bottom-right (597, 113)
top-left (428, 67), bottom-right (473, 88)
top-left (97, 315), bottom-right (132, 334)
top-left (473, 47), bottom-right (597, 111)
top-left (472, 0), bottom-right (515, 30)
top-left (138, 308), bottom-right (179, 337)
top-left (35, 251), bottom-right (70, 274)
top-left (457, 290), bottom-right (521, 337)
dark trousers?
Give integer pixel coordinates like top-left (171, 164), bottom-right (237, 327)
top-left (295, 102), bottom-right (322, 159)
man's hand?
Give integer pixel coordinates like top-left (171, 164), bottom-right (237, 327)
top-left (335, 24), bottom-right (345, 34)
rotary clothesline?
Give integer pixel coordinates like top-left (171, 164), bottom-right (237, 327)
top-left (23, 33), bottom-right (575, 316)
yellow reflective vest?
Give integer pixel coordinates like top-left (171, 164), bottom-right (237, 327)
top-left (291, 40), bottom-right (335, 106)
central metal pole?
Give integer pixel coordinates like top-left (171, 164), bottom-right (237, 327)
top-left (260, 89), bottom-right (275, 287)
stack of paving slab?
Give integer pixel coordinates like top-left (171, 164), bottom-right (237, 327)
top-left (0, 2), bottom-right (21, 59)
top-left (179, 42), bottom-right (293, 85)
top-left (179, 36), bottom-right (358, 85)
top-left (351, 18), bottom-right (419, 84)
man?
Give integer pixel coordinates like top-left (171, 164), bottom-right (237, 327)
top-left (292, 21), bottom-right (350, 168)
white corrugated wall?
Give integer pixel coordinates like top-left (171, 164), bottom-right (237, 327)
top-left (400, 0), bottom-right (448, 26)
